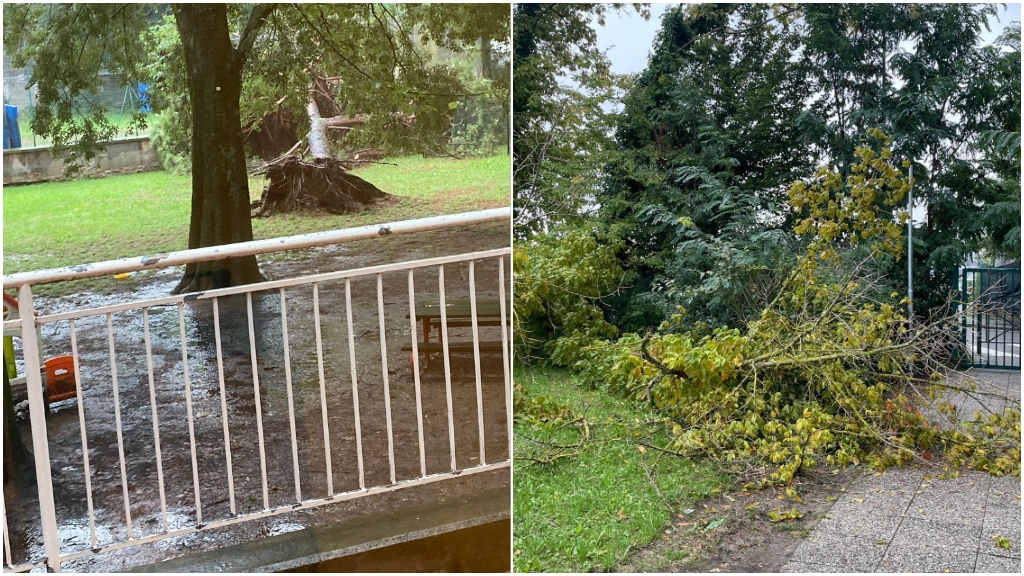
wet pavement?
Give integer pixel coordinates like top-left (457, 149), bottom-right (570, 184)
top-left (783, 370), bottom-right (1022, 573)
top-left (4, 222), bottom-right (512, 572)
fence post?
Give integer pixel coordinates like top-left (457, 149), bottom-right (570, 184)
top-left (977, 269), bottom-right (984, 356)
top-left (960, 268), bottom-right (968, 367)
top-left (18, 284), bottom-right (62, 572)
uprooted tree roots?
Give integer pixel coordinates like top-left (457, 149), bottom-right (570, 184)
top-left (251, 156), bottom-right (391, 217)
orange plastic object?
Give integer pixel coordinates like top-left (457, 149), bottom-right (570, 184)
top-left (45, 355), bottom-right (77, 403)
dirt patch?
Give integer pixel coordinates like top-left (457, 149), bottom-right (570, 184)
top-left (4, 220), bottom-right (511, 572)
top-left (618, 467), bottom-right (861, 573)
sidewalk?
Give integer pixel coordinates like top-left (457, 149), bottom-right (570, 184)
top-left (783, 370), bottom-right (1021, 573)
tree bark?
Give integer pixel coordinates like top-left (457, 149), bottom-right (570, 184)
top-left (171, 4), bottom-right (267, 294)
top-left (324, 113), bottom-right (370, 129)
top-left (307, 97), bottom-right (333, 162)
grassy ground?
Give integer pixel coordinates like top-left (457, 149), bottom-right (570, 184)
top-left (2, 154), bottom-right (509, 279)
top-left (14, 110), bottom-right (150, 149)
top-left (513, 366), bottom-right (731, 573)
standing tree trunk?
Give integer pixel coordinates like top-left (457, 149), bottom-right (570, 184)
top-left (171, 4), bottom-right (269, 294)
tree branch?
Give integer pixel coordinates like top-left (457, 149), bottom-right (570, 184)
top-left (233, 3), bottom-right (278, 72)
top-left (640, 333), bottom-right (689, 379)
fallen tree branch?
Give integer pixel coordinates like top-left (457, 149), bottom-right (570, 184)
top-left (640, 333), bottom-right (688, 379)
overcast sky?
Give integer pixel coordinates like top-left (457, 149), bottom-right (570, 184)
top-left (597, 3), bottom-right (1022, 76)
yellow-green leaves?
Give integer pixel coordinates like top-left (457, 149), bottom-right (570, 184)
top-left (788, 132), bottom-right (910, 261)
top-left (992, 536), bottom-right (1012, 550)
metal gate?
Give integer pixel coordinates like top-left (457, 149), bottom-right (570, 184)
top-left (955, 266), bottom-right (1021, 369)
top-left (2, 209), bottom-right (511, 572)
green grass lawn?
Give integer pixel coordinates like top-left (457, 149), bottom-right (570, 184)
top-left (2, 154), bottom-right (509, 278)
top-left (513, 366), bottom-right (731, 573)
top-left (14, 110), bottom-right (150, 149)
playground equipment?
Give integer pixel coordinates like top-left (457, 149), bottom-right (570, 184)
top-left (3, 292), bottom-right (78, 410)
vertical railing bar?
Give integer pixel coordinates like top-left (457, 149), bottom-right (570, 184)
top-left (279, 288), bottom-right (303, 503)
top-left (407, 269), bottom-right (427, 478)
top-left (1009, 275), bottom-right (1013, 366)
top-left (468, 260), bottom-right (486, 465)
top-left (1000, 275), bottom-right (1004, 364)
top-left (70, 318), bottom-right (99, 546)
top-left (211, 297), bottom-right (236, 515)
top-left (106, 312), bottom-right (134, 539)
top-left (246, 292), bottom-right (271, 510)
top-left (376, 273), bottom-right (397, 485)
top-left (1007, 282), bottom-right (1015, 364)
top-left (16, 285), bottom-right (59, 571)
top-left (1005, 272), bottom-right (1011, 365)
top-left (312, 283), bottom-right (334, 496)
top-left (345, 278), bottom-right (366, 490)
top-left (498, 256), bottom-right (512, 459)
top-left (1, 486), bottom-right (11, 567)
top-left (961, 268), bottom-right (968, 366)
top-left (177, 302), bottom-right (203, 525)
top-left (140, 309), bottom-right (167, 528)
top-left (438, 264), bottom-right (457, 472)
top-left (977, 270), bottom-right (983, 357)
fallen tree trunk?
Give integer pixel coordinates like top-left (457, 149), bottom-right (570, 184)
top-left (307, 96), bottom-right (333, 161)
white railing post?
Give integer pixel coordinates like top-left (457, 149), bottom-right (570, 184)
top-left (18, 284), bottom-right (62, 571)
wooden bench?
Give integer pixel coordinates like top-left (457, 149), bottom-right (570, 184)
top-left (401, 299), bottom-right (509, 371)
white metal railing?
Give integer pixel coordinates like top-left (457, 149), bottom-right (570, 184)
top-left (2, 209), bottom-right (512, 572)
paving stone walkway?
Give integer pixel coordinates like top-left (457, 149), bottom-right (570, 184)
top-left (783, 370), bottom-right (1021, 573)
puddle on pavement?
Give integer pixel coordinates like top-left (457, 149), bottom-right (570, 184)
top-left (280, 519), bottom-right (510, 573)
top-left (4, 222), bottom-right (511, 571)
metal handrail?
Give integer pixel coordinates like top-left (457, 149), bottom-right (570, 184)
top-left (2, 208), bottom-right (510, 289)
top-left (2, 210), bottom-right (512, 572)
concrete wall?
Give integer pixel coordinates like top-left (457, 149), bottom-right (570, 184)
top-left (2, 136), bottom-right (160, 184)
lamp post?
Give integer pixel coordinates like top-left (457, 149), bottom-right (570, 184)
top-left (907, 165), bottom-right (914, 322)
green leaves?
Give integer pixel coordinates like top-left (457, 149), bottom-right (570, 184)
top-left (532, 141), bottom-right (1021, 493)
top-left (692, 517), bottom-right (726, 532)
top-left (992, 535), bottom-right (1012, 550)
top-left (594, 3), bottom-right (812, 332)
top-left (768, 508), bottom-right (803, 523)
top-left (3, 3), bottom-right (154, 174)
top-left (514, 228), bottom-right (624, 366)
top-left (513, 4), bottom-right (646, 238)
top-left (5, 4), bottom-right (508, 166)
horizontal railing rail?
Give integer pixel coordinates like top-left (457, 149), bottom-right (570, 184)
top-left (2, 211), bottom-right (511, 572)
top-left (3, 208), bottom-right (509, 289)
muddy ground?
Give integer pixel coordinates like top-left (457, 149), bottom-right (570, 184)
top-left (4, 221), bottom-right (511, 572)
top-left (616, 466), bottom-right (860, 572)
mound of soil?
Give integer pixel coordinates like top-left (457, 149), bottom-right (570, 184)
top-left (253, 157), bottom-right (390, 217)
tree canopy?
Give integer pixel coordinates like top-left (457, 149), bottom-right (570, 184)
top-left (513, 1), bottom-right (1021, 524)
top-left (4, 3), bottom-right (510, 292)
top-left (544, 3), bottom-right (1023, 331)
top-left (512, 3), bottom-right (648, 238)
